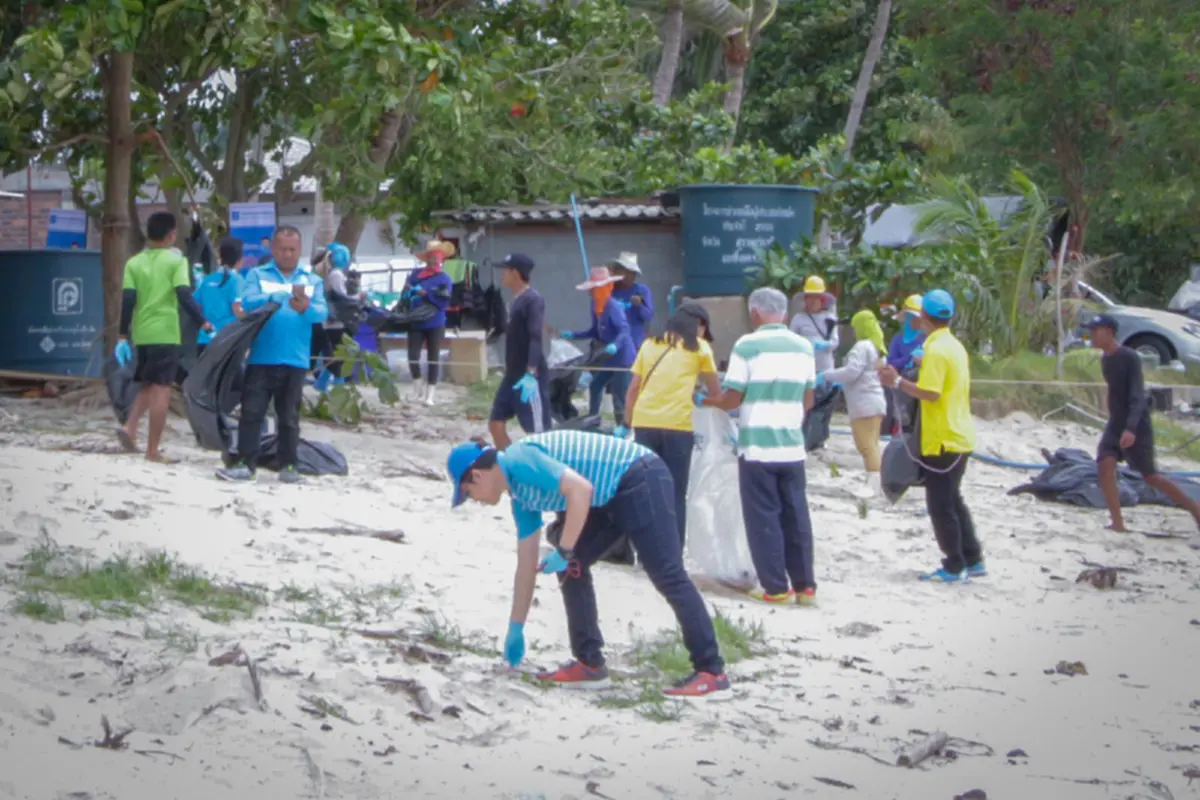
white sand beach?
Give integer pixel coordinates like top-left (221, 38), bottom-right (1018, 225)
top-left (0, 393), bottom-right (1198, 800)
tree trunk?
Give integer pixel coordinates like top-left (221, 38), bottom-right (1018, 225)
top-left (332, 109), bottom-right (411, 252)
top-left (100, 51), bottom-right (135, 352)
top-left (721, 33), bottom-right (750, 136)
top-left (312, 179), bottom-right (337, 252)
top-left (842, 0), bottom-right (892, 157)
top-left (652, 0), bottom-right (685, 106)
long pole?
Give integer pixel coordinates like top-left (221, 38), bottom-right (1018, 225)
top-left (26, 163), bottom-right (33, 248)
top-left (569, 194), bottom-right (590, 279)
top-left (1054, 229), bottom-right (1070, 380)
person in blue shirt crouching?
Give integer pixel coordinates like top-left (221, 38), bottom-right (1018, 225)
top-left (447, 429), bottom-right (730, 698)
top-left (217, 226), bottom-right (328, 484)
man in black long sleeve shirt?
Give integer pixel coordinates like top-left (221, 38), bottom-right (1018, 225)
top-left (489, 253), bottom-right (550, 450)
top-left (1086, 314), bottom-right (1200, 532)
top-left (115, 211), bottom-right (211, 463)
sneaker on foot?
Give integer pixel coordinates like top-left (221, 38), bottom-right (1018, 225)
top-left (748, 588), bottom-right (795, 605)
top-left (662, 671), bottom-right (731, 699)
top-left (535, 660), bottom-right (612, 689)
top-left (279, 466), bottom-right (303, 484)
top-left (919, 567), bottom-right (966, 583)
top-left (216, 464), bottom-right (256, 482)
top-left (796, 587), bottom-right (818, 607)
top-left (966, 562), bottom-right (988, 578)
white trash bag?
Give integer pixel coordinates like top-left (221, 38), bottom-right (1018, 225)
top-left (686, 407), bottom-right (758, 590)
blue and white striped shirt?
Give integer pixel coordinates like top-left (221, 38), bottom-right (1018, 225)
top-left (498, 430), bottom-right (651, 539)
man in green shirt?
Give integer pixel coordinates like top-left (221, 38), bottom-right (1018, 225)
top-left (115, 211), bottom-right (211, 463)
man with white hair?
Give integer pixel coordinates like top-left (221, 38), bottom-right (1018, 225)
top-left (702, 287), bottom-right (818, 606)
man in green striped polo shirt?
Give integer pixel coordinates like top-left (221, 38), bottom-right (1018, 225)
top-left (703, 287), bottom-right (818, 606)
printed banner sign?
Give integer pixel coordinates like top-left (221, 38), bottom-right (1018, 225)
top-left (229, 202), bottom-right (276, 268)
top-left (46, 208), bottom-right (88, 249)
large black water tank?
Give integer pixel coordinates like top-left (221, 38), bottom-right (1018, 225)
top-left (0, 249), bottom-right (104, 377)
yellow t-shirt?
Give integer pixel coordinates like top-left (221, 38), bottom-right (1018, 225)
top-left (630, 338), bottom-right (717, 432)
top-left (916, 327), bottom-right (976, 455)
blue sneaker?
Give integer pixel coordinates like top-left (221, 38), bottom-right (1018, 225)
top-left (966, 562), bottom-right (987, 578)
top-left (919, 568), bottom-right (966, 583)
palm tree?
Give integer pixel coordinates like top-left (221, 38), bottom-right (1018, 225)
top-left (639, 0), bottom-right (778, 123)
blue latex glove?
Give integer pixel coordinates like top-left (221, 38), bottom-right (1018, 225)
top-left (539, 549), bottom-right (570, 574)
top-left (560, 331), bottom-right (576, 340)
top-left (413, 286), bottom-right (427, 296)
top-left (912, 347), bottom-right (925, 360)
top-left (114, 339), bottom-right (132, 366)
top-left (693, 391), bottom-right (707, 407)
top-left (514, 373), bottom-right (538, 404)
top-left (602, 343), bottom-right (618, 356)
top-left (815, 372), bottom-right (825, 388)
top-left (400, 287), bottom-right (414, 302)
top-left (813, 340), bottom-right (832, 351)
top-left (578, 372), bottom-right (593, 389)
top-left (612, 424), bottom-right (629, 439)
top-left (504, 621), bottom-right (525, 668)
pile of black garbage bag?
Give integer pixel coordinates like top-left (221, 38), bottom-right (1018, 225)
top-left (1009, 447), bottom-right (1200, 509)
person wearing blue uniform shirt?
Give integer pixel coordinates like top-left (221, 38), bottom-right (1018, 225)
top-left (402, 239), bottom-right (456, 405)
top-left (447, 429), bottom-right (729, 698)
top-left (884, 293), bottom-right (927, 435)
top-left (194, 237), bottom-right (247, 356)
top-left (216, 225), bottom-right (327, 485)
top-left (561, 266), bottom-right (636, 419)
top-left (608, 252), bottom-right (654, 351)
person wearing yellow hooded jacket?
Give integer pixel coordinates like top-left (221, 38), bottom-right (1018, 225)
top-left (821, 309), bottom-right (887, 495)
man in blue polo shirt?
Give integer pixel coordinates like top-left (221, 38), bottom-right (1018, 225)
top-left (447, 429), bottom-right (728, 699)
top-left (216, 225), bottom-right (327, 484)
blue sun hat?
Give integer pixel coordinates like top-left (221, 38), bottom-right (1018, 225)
top-left (922, 289), bottom-right (956, 320)
top-left (327, 242), bottom-right (352, 270)
top-left (447, 440), bottom-right (493, 507)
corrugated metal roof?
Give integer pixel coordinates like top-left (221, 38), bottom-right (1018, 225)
top-left (432, 199), bottom-right (679, 224)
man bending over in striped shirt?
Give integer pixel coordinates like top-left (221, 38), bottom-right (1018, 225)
top-left (702, 287), bottom-right (818, 606)
top-left (446, 429), bottom-right (729, 698)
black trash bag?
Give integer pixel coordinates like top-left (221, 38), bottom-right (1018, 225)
top-left (369, 303), bottom-right (437, 334)
top-left (182, 307), bottom-right (277, 451)
top-left (548, 350), bottom-right (611, 423)
top-left (546, 513), bottom-right (635, 567)
top-left (104, 355), bottom-right (139, 425)
top-left (1007, 447), bottom-right (1200, 509)
top-left (881, 432), bottom-right (925, 504)
top-left (803, 383), bottom-right (841, 451)
top-left (222, 436), bottom-right (349, 476)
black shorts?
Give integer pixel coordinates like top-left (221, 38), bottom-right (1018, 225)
top-left (134, 344), bottom-right (181, 387)
top-left (490, 375), bottom-right (550, 434)
top-left (1097, 425), bottom-right (1156, 476)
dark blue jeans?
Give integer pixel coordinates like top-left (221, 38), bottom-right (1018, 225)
top-left (634, 427), bottom-right (695, 548)
top-left (587, 368), bottom-right (631, 418)
top-left (559, 456), bottom-right (724, 676)
top-left (737, 458), bottom-right (816, 595)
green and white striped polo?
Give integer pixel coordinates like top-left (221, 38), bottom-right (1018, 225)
top-left (722, 323), bottom-right (816, 463)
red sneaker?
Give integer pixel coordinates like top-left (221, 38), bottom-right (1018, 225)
top-left (662, 671), bottom-right (731, 699)
top-left (535, 660), bottom-right (612, 690)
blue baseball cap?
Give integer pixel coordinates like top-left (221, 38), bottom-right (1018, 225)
top-left (922, 289), bottom-right (956, 320)
top-left (327, 242), bottom-right (352, 270)
top-left (447, 441), bottom-right (493, 508)
top-left (1081, 313), bottom-right (1119, 334)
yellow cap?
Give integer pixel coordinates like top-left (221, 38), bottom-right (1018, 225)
top-left (902, 294), bottom-right (923, 314)
top-left (803, 276), bottom-right (826, 294)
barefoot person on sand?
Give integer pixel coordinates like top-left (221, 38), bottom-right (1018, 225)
top-left (878, 289), bottom-right (984, 583)
top-left (115, 211), bottom-right (212, 463)
top-left (446, 430), bottom-right (730, 698)
top-left (1084, 313), bottom-right (1200, 533)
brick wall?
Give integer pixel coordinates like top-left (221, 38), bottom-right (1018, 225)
top-left (0, 191), bottom-right (64, 249)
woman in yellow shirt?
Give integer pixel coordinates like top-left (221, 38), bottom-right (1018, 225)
top-left (622, 303), bottom-right (722, 548)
